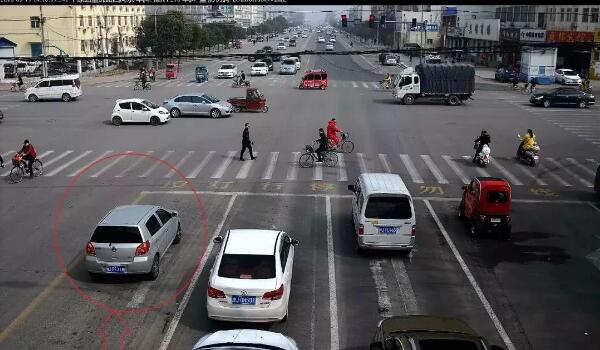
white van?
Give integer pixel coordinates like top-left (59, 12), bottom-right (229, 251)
top-left (348, 173), bottom-right (416, 251)
top-left (25, 74), bottom-right (82, 102)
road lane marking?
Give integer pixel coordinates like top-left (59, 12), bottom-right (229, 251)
top-left (424, 200), bottom-right (516, 350)
top-left (90, 151), bottom-right (132, 178)
top-left (356, 153), bottom-right (368, 173)
top-left (186, 151), bottom-right (215, 179)
top-left (461, 156), bottom-right (491, 177)
top-left (369, 259), bottom-right (393, 317)
top-left (138, 151), bottom-right (174, 178)
top-left (262, 152), bottom-right (279, 180)
top-left (45, 150), bottom-right (93, 177)
top-left (566, 157), bottom-right (596, 177)
top-left (313, 161), bottom-right (323, 180)
top-left (370, 82), bottom-right (379, 88)
top-left (489, 158), bottom-right (523, 186)
top-left (351, 81), bottom-right (358, 88)
top-left (68, 150), bottom-right (113, 177)
top-left (546, 157), bottom-right (592, 187)
top-left (286, 152), bottom-right (300, 181)
top-left (158, 194), bottom-right (238, 350)
top-left (38, 150), bottom-right (73, 168)
top-left (391, 258), bottom-right (419, 314)
top-left (400, 154), bottom-right (424, 183)
top-left (1, 150), bottom-right (15, 158)
top-left (325, 196), bottom-right (339, 350)
top-left (420, 155), bottom-right (448, 184)
top-left (515, 163), bottom-right (547, 186)
top-left (361, 81), bottom-right (369, 89)
top-left (442, 155), bottom-right (469, 184)
top-left (126, 285), bottom-right (151, 309)
top-left (337, 153), bottom-right (348, 181)
top-left (211, 151), bottom-right (236, 179)
top-left (537, 163), bottom-right (571, 187)
top-left (378, 154), bottom-right (392, 173)
top-left (236, 152), bottom-right (258, 179)
top-left (115, 151), bottom-right (154, 178)
top-left (164, 151), bottom-right (195, 178)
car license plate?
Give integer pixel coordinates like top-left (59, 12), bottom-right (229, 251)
top-left (232, 296), bottom-right (256, 305)
top-left (490, 218), bottom-right (501, 223)
top-left (106, 265), bottom-right (126, 273)
top-left (378, 226), bottom-right (397, 234)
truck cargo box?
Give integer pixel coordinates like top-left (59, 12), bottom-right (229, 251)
top-left (415, 64), bottom-right (475, 95)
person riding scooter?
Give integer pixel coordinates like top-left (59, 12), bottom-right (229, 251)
top-left (473, 130), bottom-right (491, 163)
top-left (518, 129), bottom-right (536, 155)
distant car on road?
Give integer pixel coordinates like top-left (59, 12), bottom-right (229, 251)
top-left (555, 68), bottom-right (582, 85)
top-left (207, 229), bottom-right (299, 322)
top-left (163, 94), bottom-right (232, 119)
top-left (251, 62), bottom-right (269, 76)
top-left (494, 67), bottom-right (518, 83)
top-left (263, 46), bottom-right (273, 53)
top-left (317, 36), bottom-right (325, 43)
top-left (329, 37), bottom-right (336, 43)
top-left (325, 43), bottom-right (334, 51)
top-left (260, 57), bottom-right (274, 71)
top-left (192, 329), bottom-right (299, 350)
top-left (289, 39), bottom-right (297, 47)
top-left (85, 205), bottom-right (181, 280)
top-left (217, 64), bottom-right (237, 78)
top-left (369, 315), bottom-right (506, 350)
top-left (277, 42), bottom-right (286, 50)
top-left (280, 59), bottom-right (298, 75)
top-left (384, 55), bottom-right (398, 66)
top-left (529, 87), bottom-right (595, 108)
top-left (111, 98), bottom-right (170, 126)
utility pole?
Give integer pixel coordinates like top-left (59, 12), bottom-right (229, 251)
top-left (39, 5), bottom-right (47, 77)
top-left (154, 8), bottom-right (157, 69)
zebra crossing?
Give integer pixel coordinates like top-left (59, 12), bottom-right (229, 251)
top-left (2, 149), bottom-right (597, 189)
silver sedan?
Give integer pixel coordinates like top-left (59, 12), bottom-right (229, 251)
top-left (163, 94), bottom-right (233, 119)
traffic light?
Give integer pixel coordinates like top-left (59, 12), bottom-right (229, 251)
top-left (369, 14), bottom-right (375, 28)
top-left (380, 15), bottom-right (386, 28)
top-left (341, 14), bottom-right (347, 27)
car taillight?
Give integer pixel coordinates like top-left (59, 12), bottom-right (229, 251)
top-left (135, 240), bottom-right (150, 256)
top-left (86, 241), bottom-right (96, 255)
top-left (207, 284), bottom-right (226, 298)
top-left (262, 284), bottom-right (284, 300)
top-left (411, 225), bottom-right (416, 237)
top-left (358, 224), bottom-right (364, 235)
top-left (479, 215), bottom-right (486, 222)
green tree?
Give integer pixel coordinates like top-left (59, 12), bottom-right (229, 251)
top-left (136, 11), bottom-right (193, 58)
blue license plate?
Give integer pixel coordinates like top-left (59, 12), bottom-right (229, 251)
top-left (232, 296), bottom-right (256, 305)
top-left (106, 266), bottom-right (126, 273)
top-left (378, 226), bottom-right (397, 234)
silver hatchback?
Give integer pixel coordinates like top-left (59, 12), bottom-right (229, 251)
top-left (85, 205), bottom-right (181, 280)
top-left (163, 94), bottom-right (233, 119)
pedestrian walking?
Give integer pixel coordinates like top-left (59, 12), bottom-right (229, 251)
top-left (240, 123), bottom-right (256, 161)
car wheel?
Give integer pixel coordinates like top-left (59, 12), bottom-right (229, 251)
top-left (261, 105), bottom-right (269, 113)
top-left (173, 223), bottom-right (182, 244)
top-left (28, 94), bottom-right (38, 102)
top-left (150, 116), bottom-right (160, 126)
top-left (233, 105), bottom-right (242, 113)
top-left (320, 84), bottom-right (326, 90)
top-left (111, 116), bottom-right (123, 126)
top-left (448, 95), bottom-right (460, 106)
top-left (210, 108), bottom-right (222, 118)
top-left (403, 95), bottom-right (415, 105)
top-left (170, 108), bottom-right (181, 118)
top-left (148, 255), bottom-right (160, 280)
top-left (543, 99), bottom-right (551, 108)
top-left (578, 101), bottom-right (587, 109)
top-left (62, 93), bottom-right (72, 102)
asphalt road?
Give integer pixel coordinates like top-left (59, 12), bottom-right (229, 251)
top-left (0, 30), bottom-right (599, 350)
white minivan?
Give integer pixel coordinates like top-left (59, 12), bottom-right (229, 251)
top-left (348, 173), bottom-right (416, 251)
top-left (25, 74), bottom-right (82, 102)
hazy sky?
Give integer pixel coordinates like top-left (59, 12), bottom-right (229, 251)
top-left (284, 5), bottom-right (350, 24)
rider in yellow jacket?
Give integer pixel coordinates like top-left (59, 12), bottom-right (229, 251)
top-left (520, 129), bottom-right (536, 152)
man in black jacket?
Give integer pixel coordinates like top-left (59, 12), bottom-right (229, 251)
top-left (240, 123), bottom-right (256, 161)
top-left (473, 130), bottom-right (491, 163)
top-left (315, 128), bottom-right (328, 162)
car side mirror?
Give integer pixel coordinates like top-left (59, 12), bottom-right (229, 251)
top-left (213, 236), bottom-right (223, 244)
top-left (348, 184), bottom-right (356, 192)
top-left (291, 238), bottom-right (299, 246)
top-left (490, 346), bottom-right (505, 350)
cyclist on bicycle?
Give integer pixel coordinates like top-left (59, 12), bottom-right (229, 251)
top-left (315, 128), bottom-right (328, 162)
top-left (17, 139), bottom-right (37, 178)
top-left (511, 75), bottom-right (519, 89)
top-left (530, 77), bottom-right (537, 92)
top-left (17, 74), bottom-right (24, 90)
top-left (382, 73), bottom-right (392, 88)
top-left (327, 118), bottom-right (342, 148)
top-left (139, 68), bottom-right (147, 88)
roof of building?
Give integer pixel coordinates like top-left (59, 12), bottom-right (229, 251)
top-left (0, 37), bottom-right (17, 48)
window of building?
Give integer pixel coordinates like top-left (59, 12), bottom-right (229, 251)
top-left (560, 8), bottom-right (565, 22)
top-left (582, 8), bottom-right (589, 23)
top-left (566, 8), bottom-right (571, 22)
top-left (97, 16), bottom-right (101, 27)
top-left (591, 8), bottom-right (599, 23)
top-left (514, 6), bottom-right (521, 22)
top-left (495, 7), bottom-right (501, 19)
top-left (573, 8), bottom-right (578, 22)
top-left (88, 16), bottom-right (92, 26)
top-left (81, 40), bottom-right (86, 52)
top-left (30, 16), bottom-right (40, 28)
top-left (426, 39), bottom-right (433, 45)
top-left (118, 16), bottom-right (121, 25)
top-left (79, 15), bottom-right (84, 27)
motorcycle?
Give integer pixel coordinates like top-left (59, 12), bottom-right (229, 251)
top-left (516, 134), bottom-right (540, 167)
top-left (473, 141), bottom-right (491, 167)
top-left (231, 78), bottom-right (251, 88)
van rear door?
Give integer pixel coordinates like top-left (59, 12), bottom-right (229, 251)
top-left (362, 195), bottom-right (414, 246)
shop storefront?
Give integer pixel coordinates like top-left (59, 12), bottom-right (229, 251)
top-left (546, 30), bottom-right (594, 76)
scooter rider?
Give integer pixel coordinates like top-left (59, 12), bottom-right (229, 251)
top-left (518, 129), bottom-right (536, 155)
top-left (473, 130), bottom-right (491, 163)
top-left (240, 70), bottom-right (246, 85)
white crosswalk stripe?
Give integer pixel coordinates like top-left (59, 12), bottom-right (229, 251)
top-left (362, 82), bottom-right (369, 89)
top-left (45, 151), bottom-right (93, 177)
top-left (546, 157), bottom-right (592, 187)
top-left (90, 151), bottom-right (132, 178)
top-left (69, 150), bottom-right (113, 177)
top-left (187, 151), bottom-right (215, 178)
top-left (1, 150), bottom-right (15, 158)
top-left (313, 162), bottom-right (323, 181)
top-left (421, 155), bottom-right (448, 184)
top-left (262, 152), bottom-right (279, 180)
top-left (212, 151), bottom-right (236, 179)
top-left (370, 82), bottom-right (379, 89)
top-left (461, 156), bottom-right (491, 177)
top-left (338, 154), bottom-right (348, 181)
top-left (352, 81), bottom-right (358, 88)
top-left (378, 154), bottom-right (392, 173)
top-left (138, 151), bottom-right (173, 178)
top-left (566, 158), bottom-right (596, 177)
top-left (356, 153), bottom-right (368, 174)
top-left (165, 151), bottom-right (195, 178)
top-left (538, 162), bottom-right (571, 187)
top-left (286, 152), bottom-right (300, 181)
top-left (516, 163), bottom-right (547, 186)
top-left (400, 154), bottom-right (423, 183)
top-left (489, 157), bottom-right (523, 186)
top-left (40, 150), bottom-right (73, 168)
top-left (236, 153), bottom-right (258, 179)
top-left (442, 155), bottom-right (469, 184)
top-left (115, 151), bottom-right (154, 178)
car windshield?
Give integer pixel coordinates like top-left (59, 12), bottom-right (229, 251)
top-left (218, 254), bottom-right (276, 279)
top-left (562, 70), bottom-right (576, 75)
top-left (91, 226), bottom-right (143, 243)
top-left (365, 196), bottom-right (412, 219)
top-left (419, 339), bottom-right (481, 350)
top-left (253, 63), bottom-right (266, 67)
top-left (202, 94), bottom-right (219, 103)
top-left (283, 60), bottom-right (296, 65)
top-left (221, 65), bottom-right (234, 70)
top-left (141, 100), bottom-right (159, 109)
top-left (487, 190), bottom-right (509, 203)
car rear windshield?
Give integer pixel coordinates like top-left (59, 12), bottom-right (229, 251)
top-left (283, 59), bottom-right (295, 65)
top-left (253, 63), bottom-right (266, 67)
top-left (563, 70), bottom-right (576, 75)
top-left (91, 226), bottom-right (143, 243)
top-left (221, 65), bottom-right (234, 69)
top-left (218, 254), bottom-right (275, 279)
top-left (487, 190), bottom-right (509, 203)
top-left (365, 196), bottom-right (412, 219)
top-left (419, 339), bottom-right (481, 350)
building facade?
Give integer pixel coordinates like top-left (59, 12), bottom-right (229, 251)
top-left (0, 5), bottom-right (145, 58)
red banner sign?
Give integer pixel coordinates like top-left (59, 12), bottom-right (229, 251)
top-left (546, 31), bottom-right (594, 43)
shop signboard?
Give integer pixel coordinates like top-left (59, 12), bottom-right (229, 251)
top-left (594, 28), bottom-right (600, 43)
top-left (546, 31), bottom-right (594, 43)
top-left (464, 19), bottom-right (500, 41)
top-left (519, 29), bottom-right (545, 43)
top-left (501, 28), bottom-right (520, 41)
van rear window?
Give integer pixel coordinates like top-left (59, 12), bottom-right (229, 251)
top-left (91, 226), bottom-right (142, 243)
top-left (218, 254), bottom-right (275, 279)
top-left (365, 196), bottom-right (412, 219)
top-left (487, 191), bottom-right (509, 203)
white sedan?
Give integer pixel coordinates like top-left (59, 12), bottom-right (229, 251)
top-left (217, 64), bottom-right (237, 78)
top-left (111, 99), bottom-right (170, 126)
top-left (555, 68), bottom-right (582, 85)
top-left (193, 330), bottom-right (299, 350)
top-left (326, 43), bottom-right (334, 51)
top-left (329, 37), bottom-right (336, 43)
top-left (251, 62), bottom-right (268, 76)
top-left (207, 229), bottom-right (298, 322)
top-left (277, 42), bottom-right (286, 50)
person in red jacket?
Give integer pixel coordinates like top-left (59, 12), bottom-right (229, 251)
top-left (327, 118), bottom-right (342, 148)
top-left (18, 139), bottom-right (37, 177)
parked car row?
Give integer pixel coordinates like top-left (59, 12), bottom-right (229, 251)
top-left (494, 66), bottom-right (585, 85)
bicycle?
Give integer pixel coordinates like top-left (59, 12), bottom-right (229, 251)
top-left (519, 83), bottom-right (535, 95)
top-left (133, 80), bottom-right (151, 90)
top-left (10, 82), bottom-right (27, 92)
top-left (9, 156), bottom-right (43, 183)
top-left (298, 144), bottom-right (338, 168)
top-left (328, 131), bottom-right (354, 153)
top-left (379, 80), bottom-right (392, 89)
